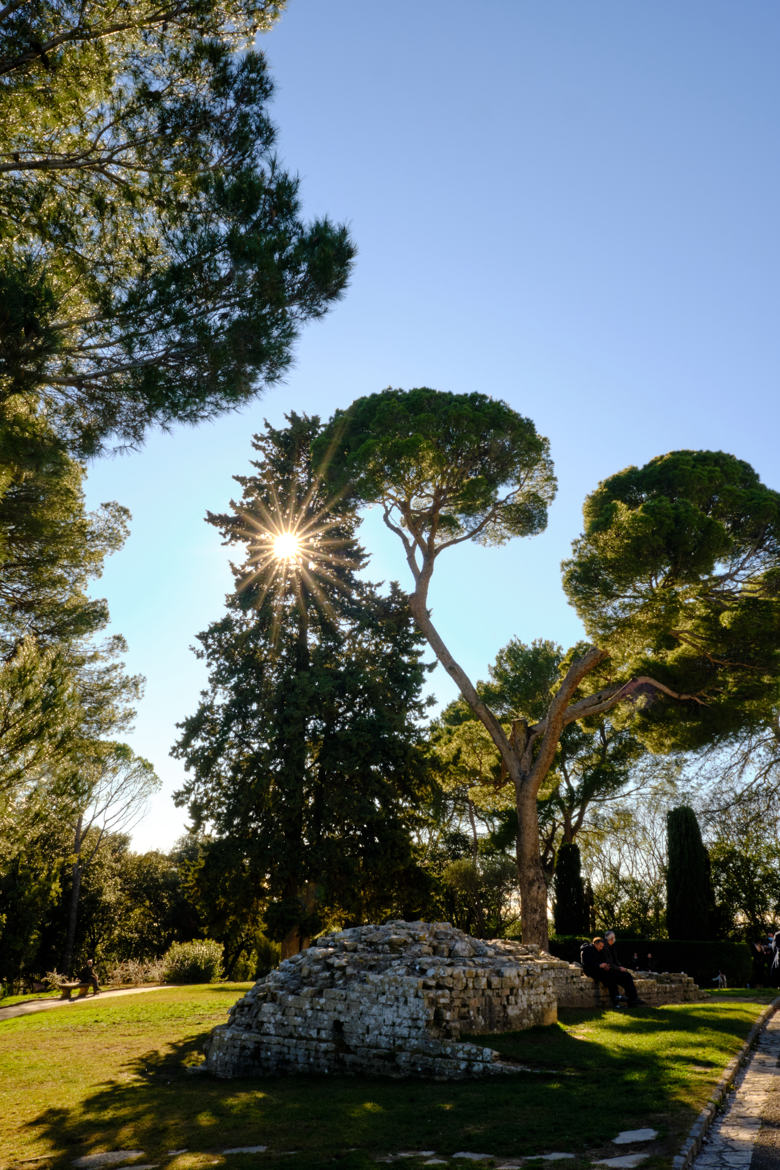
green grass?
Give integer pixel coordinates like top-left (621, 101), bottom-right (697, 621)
top-left (0, 989), bottom-right (63, 1007)
top-left (0, 984), bottom-right (769, 1170)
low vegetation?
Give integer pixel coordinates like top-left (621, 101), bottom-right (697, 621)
top-left (0, 985), bottom-right (769, 1170)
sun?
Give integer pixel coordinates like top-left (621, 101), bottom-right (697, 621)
top-left (272, 530), bottom-right (302, 561)
top-left (232, 471), bottom-right (359, 643)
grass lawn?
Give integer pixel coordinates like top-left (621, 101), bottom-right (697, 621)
top-left (0, 984), bottom-right (770, 1170)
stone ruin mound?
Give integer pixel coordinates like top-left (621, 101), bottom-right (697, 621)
top-left (206, 920), bottom-right (556, 1079)
top-left (205, 920), bottom-right (701, 1080)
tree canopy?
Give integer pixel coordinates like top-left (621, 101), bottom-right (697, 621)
top-left (563, 450), bottom-right (780, 750)
top-left (318, 389), bottom-right (780, 947)
top-left (319, 386), bottom-right (556, 553)
top-left (0, 411), bottom-right (145, 986)
top-left (0, 406), bottom-right (128, 652)
top-left (0, 0), bottom-right (354, 454)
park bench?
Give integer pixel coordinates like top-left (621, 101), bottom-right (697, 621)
top-left (59, 982), bottom-right (97, 1000)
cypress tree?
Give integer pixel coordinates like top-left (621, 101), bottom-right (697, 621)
top-left (553, 842), bottom-right (588, 935)
top-left (666, 805), bottom-right (715, 939)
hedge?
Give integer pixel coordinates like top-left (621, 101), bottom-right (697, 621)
top-left (547, 935), bottom-right (754, 988)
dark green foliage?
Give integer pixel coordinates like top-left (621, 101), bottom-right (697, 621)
top-left (0, 1), bottom-right (353, 455)
top-left (106, 847), bottom-right (200, 962)
top-left (0, 411), bottom-right (145, 984)
top-left (316, 386), bottom-right (556, 548)
top-left (547, 936), bottom-right (753, 987)
top-left (432, 638), bottom-right (645, 885)
top-left (666, 806), bottom-right (716, 940)
top-left (563, 451), bottom-right (780, 752)
top-left (706, 791), bottom-right (780, 939)
top-left (173, 415), bottom-right (435, 946)
top-left (553, 842), bottom-right (589, 935)
top-left (0, 818), bottom-right (71, 986)
top-left (479, 637), bottom-right (645, 866)
top-left (591, 871), bottom-right (666, 938)
top-left (0, 408), bottom-right (128, 649)
top-left (709, 840), bottom-right (780, 941)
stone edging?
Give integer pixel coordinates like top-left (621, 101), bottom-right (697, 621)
top-left (672, 996), bottom-right (780, 1170)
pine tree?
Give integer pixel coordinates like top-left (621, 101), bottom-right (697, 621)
top-left (173, 414), bottom-right (434, 956)
top-left (0, 2), bottom-right (353, 455)
top-left (666, 805), bottom-right (715, 939)
top-left (317, 389), bottom-right (780, 947)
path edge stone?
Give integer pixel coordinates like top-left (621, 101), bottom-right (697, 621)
top-left (672, 996), bottom-right (780, 1170)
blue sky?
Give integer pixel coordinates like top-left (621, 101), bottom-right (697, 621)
top-left (83, 1), bottom-right (780, 851)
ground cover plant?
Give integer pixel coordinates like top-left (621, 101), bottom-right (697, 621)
top-left (0, 985), bottom-right (769, 1170)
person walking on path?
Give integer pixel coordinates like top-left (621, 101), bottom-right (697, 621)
top-left (581, 936), bottom-right (643, 1007)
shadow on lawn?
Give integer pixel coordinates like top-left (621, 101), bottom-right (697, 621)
top-left (21, 1011), bottom-right (713, 1170)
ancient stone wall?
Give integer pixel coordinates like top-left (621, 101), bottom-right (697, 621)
top-left (481, 939), bottom-right (702, 1008)
top-left (206, 921), bottom-right (556, 1079)
top-left (205, 920), bottom-right (702, 1080)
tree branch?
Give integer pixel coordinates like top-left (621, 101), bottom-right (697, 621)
top-left (405, 564), bottom-right (513, 772)
top-left (526, 647), bottom-right (608, 794)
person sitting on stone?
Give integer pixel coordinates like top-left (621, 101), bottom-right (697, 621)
top-left (581, 936), bottom-right (643, 1007)
top-left (77, 958), bottom-right (100, 995)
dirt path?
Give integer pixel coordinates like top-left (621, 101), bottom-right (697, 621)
top-left (0, 985), bottom-right (167, 1021)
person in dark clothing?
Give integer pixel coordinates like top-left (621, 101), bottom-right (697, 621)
top-left (771, 932), bottom-right (780, 989)
top-left (750, 939), bottom-right (769, 986)
top-left (581, 936), bottom-right (643, 1007)
top-left (604, 931), bottom-right (646, 1002)
top-left (603, 930), bottom-right (621, 967)
top-left (77, 958), bottom-right (100, 995)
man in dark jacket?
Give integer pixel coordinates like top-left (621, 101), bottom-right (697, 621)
top-left (77, 958), bottom-right (100, 995)
top-left (603, 930), bottom-right (644, 1004)
top-left (581, 936), bottom-right (642, 1007)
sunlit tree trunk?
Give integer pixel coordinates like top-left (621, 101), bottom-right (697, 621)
top-left (62, 815), bottom-right (83, 975)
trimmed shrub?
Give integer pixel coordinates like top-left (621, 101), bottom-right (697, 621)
top-left (162, 939), bottom-right (223, 984)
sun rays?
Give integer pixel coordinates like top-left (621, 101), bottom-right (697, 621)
top-left (232, 472), bottom-right (362, 642)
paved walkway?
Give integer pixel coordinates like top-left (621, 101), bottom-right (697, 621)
top-left (689, 1003), bottom-right (780, 1170)
top-left (0, 984), bottom-right (166, 1021)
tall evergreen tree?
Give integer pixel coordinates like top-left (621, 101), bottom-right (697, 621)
top-left (666, 805), bottom-right (715, 939)
top-left (173, 414), bottom-right (434, 956)
top-left (553, 842), bottom-right (589, 936)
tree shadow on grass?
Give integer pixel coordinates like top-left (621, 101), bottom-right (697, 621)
top-left (19, 1008), bottom-right (745, 1170)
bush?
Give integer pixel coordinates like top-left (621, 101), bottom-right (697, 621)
top-left (104, 958), bottom-right (165, 986)
top-left (230, 937), bottom-right (280, 981)
top-left (162, 939), bottom-right (223, 984)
